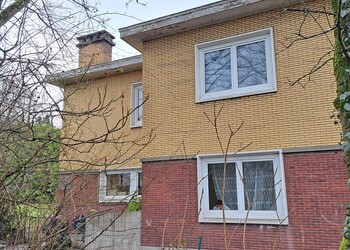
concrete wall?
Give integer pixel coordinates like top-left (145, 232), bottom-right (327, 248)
top-left (85, 211), bottom-right (141, 250)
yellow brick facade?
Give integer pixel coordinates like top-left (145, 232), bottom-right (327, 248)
top-left (61, 70), bottom-right (144, 171)
top-left (140, 0), bottom-right (340, 159)
top-left (62, 0), bottom-right (340, 169)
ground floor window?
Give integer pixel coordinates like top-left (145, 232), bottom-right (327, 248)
top-left (99, 168), bottom-right (141, 202)
top-left (106, 173), bottom-right (130, 196)
top-left (197, 150), bottom-right (288, 224)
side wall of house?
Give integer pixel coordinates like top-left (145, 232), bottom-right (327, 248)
top-left (141, 151), bottom-right (348, 249)
top-left (58, 70), bottom-right (145, 220)
top-left (60, 69), bottom-right (144, 171)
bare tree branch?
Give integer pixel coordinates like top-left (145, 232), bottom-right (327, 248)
top-left (0, 0), bottom-right (30, 28)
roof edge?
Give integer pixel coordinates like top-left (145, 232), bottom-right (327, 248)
top-left (119, 0), bottom-right (311, 52)
top-left (48, 55), bottom-right (142, 87)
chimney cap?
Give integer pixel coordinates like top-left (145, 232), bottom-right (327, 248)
top-left (76, 30), bottom-right (115, 48)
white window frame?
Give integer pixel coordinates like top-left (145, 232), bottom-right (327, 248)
top-left (99, 168), bottom-right (141, 203)
top-left (195, 28), bottom-right (277, 103)
top-left (130, 82), bottom-right (142, 128)
top-left (197, 150), bottom-right (288, 225)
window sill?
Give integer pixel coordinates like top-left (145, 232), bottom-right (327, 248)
top-left (130, 122), bottom-right (142, 128)
top-left (99, 196), bottom-right (131, 203)
top-left (99, 194), bottom-right (142, 203)
top-left (199, 215), bottom-right (288, 225)
top-left (195, 88), bottom-right (277, 103)
top-left (98, 201), bottom-right (128, 205)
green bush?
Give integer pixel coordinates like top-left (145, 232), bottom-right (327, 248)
top-left (127, 198), bottom-right (141, 212)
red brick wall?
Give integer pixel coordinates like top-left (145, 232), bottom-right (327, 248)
top-left (57, 173), bottom-right (127, 220)
top-left (141, 151), bottom-right (349, 249)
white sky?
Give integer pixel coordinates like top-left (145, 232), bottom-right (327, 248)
top-left (97, 0), bottom-right (219, 59)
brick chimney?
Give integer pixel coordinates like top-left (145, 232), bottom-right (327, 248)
top-left (76, 30), bottom-right (115, 68)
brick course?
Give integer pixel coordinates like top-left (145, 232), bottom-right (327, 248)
top-left (141, 151), bottom-right (349, 249)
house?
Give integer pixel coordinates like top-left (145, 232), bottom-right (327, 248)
top-left (54, 0), bottom-right (350, 249)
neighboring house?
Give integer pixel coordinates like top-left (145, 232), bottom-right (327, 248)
top-left (54, 0), bottom-right (350, 249)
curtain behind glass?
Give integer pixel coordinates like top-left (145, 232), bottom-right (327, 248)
top-left (243, 161), bottom-right (276, 211)
top-left (208, 163), bottom-right (237, 210)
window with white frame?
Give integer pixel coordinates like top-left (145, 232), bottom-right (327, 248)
top-left (195, 28), bottom-right (277, 102)
top-left (197, 151), bottom-right (288, 224)
top-left (130, 82), bottom-right (142, 127)
top-left (99, 169), bottom-right (141, 202)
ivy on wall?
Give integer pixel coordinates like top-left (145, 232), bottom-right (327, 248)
top-left (333, 0), bottom-right (350, 248)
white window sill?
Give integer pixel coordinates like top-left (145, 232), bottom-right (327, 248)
top-left (196, 87), bottom-right (277, 103)
top-left (99, 195), bottom-right (131, 203)
top-left (130, 122), bottom-right (142, 128)
top-left (199, 216), bottom-right (288, 225)
top-left (199, 210), bottom-right (288, 225)
top-left (99, 194), bottom-right (142, 203)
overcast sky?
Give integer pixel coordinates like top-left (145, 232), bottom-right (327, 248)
top-left (97, 0), bottom-right (219, 59)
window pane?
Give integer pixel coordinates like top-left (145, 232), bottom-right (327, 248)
top-left (208, 163), bottom-right (237, 210)
top-left (137, 88), bottom-right (142, 121)
top-left (204, 48), bottom-right (232, 93)
top-left (243, 161), bottom-right (276, 211)
top-left (106, 173), bottom-right (130, 196)
top-left (237, 41), bottom-right (268, 88)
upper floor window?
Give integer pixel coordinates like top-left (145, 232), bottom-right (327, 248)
top-left (130, 82), bottom-right (142, 128)
top-left (195, 28), bottom-right (277, 103)
top-left (197, 150), bottom-right (288, 225)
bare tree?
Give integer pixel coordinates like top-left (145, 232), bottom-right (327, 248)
top-left (0, 0), bottom-right (151, 249)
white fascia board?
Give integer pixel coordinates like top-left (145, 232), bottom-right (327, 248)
top-left (48, 55), bottom-right (142, 87)
top-left (119, 0), bottom-right (312, 52)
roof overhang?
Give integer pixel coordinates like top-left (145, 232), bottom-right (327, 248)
top-left (49, 55), bottom-right (142, 87)
top-left (119, 0), bottom-right (311, 52)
